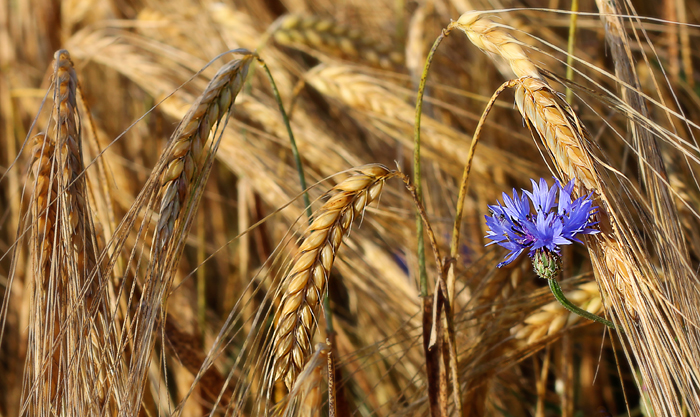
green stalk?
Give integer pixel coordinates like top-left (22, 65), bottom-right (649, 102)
top-left (255, 56), bottom-right (312, 222)
top-left (414, 26), bottom-right (452, 297)
top-left (548, 278), bottom-right (616, 329)
top-left (565, 0), bottom-right (579, 104)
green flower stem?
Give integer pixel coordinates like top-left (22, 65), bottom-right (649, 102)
top-left (548, 278), bottom-right (616, 329)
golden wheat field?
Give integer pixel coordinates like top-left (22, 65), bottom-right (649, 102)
top-left (3, 0), bottom-right (700, 416)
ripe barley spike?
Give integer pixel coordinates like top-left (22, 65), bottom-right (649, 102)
top-left (271, 165), bottom-right (392, 390)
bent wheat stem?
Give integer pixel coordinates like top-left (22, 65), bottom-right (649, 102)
top-left (412, 26), bottom-right (467, 415)
top-left (448, 79), bottom-right (518, 301)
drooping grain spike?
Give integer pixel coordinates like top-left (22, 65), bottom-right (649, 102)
top-left (122, 53), bottom-right (254, 416)
top-left (154, 54), bottom-right (253, 261)
top-left (271, 164), bottom-right (392, 389)
top-left (512, 78), bottom-right (639, 319)
top-left (454, 13), bottom-right (598, 191)
top-left (454, 13), bottom-right (639, 316)
top-left (52, 50), bottom-right (97, 287)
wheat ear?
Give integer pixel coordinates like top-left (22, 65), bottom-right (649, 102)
top-left (121, 53), bottom-right (253, 416)
top-left (273, 15), bottom-right (404, 69)
top-left (31, 133), bottom-right (57, 288)
top-left (272, 164), bottom-right (392, 389)
top-left (155, 54), bottom-right (252, 259)
top-left (279, 342), bottom-right (330, 417)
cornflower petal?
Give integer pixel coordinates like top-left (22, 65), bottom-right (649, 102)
top-left (487, 203), bottom-right (506, 217)
top-left (562, 192), bottom-right (599, 241)
top-left (557, 179), bottom-right (576, 215)
top-left (485, 177), bottom-right (599, 268)
top-left (525, 178), bottom-right (557, 213)
top-left (484, 215), bottom-right (508, 244)
top-left (501, 189), bottom-right (530, 221)
top-left (498, 246), bottom-right (525, 267)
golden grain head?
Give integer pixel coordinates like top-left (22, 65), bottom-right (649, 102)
top-left (272, 165), bottom-right (391, 389)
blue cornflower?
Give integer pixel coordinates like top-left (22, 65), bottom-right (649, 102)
top-left (484, 178), bottom-right (598, 270)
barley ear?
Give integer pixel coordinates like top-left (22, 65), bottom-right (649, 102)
top-left (154, 53), bottom-right (253, 263)
top-left (122, 52), bottom-right (254, 415)
top-left (271, 165), bottom-right (392, 390)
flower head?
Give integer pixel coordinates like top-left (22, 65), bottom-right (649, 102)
top-left (485, 178), bottom-right (598, 269)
